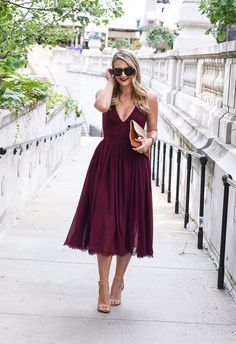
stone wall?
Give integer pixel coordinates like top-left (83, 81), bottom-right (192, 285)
top-left (0, 101), bottom-right (84, 232)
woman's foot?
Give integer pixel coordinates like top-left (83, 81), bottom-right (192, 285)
top-left (110, 278), bottom-right (124, 306)
top-left (97, 281), bottom-right (111, 313)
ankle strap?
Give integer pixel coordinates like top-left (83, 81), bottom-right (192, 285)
top-left (113, 277), bottom-right (124, 282)
top-left (98, 281), bottom-right (109, 285)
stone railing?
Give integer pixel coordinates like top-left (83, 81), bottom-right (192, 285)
top-left (200, 59), bottom-right (225, 107)
top-left (139, 42), bottom-right (236, 147)
top-left (67, 41), bottom-right (236, 145)
top-left (0, 101), bottom-right (84, 232)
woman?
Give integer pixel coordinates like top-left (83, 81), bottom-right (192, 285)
top-left (64, 49), bottom-right (158, 313)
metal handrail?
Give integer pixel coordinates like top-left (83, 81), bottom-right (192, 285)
top-left (152, 141), bottom-right (236, 290)
top-left (218, 174), bottom-right (236, 289)
top-left (0, 121), bottom-right (85, 157)
top-left (226, 176), bottom-right (236, 188)
top-left (158, 139), bottom-right (203, 159)
top-left (151, 139), bottom-right (208, 250)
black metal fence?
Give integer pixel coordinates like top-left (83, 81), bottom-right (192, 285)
top-left (151, 140), bottom-right (236, 290)
top-left (151, 139), bottom-right (208, 250)
top-left (218, 174), bottom-right (236, 289)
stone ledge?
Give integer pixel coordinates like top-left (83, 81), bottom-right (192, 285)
top-left (159, 101), bottom-right (215, 151)
top-left (139, 41), bottom-right (236, 60)
top-left (0, 100), bottom-right (46, 130)
top-left (203, 139), bottom-right (236, 180)
top-left (67, 64), bottom-right (105, 78)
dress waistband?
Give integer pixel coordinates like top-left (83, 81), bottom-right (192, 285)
top-left (103, 138), bottom-right (130, 145)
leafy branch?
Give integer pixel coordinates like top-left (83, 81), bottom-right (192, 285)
top-left (0, 0), bottom-right (124, 67)
top-left (199, 0), bottom-right (236, 41)
top-left (0, 0), bottom-right (124, 111)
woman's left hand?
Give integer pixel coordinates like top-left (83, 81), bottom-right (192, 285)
top-left (132, 137), bottom-right (152, 155)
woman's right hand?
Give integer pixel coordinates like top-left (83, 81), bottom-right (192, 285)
top-left (105, 68), bottom-right (115, 82)
top-left (94, 69), bottom-right (115, 112)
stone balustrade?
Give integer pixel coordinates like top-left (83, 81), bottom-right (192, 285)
top-left (138, 44), bottom-right (236, 147)
top-left (200, 59), bottom-right (225, 107)
top-left (68, 41), bottom-right (236, 145)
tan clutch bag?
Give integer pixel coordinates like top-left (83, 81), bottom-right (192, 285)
top-left (129, 120), bottom-right (150, 159)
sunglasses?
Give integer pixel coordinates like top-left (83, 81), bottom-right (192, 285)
top-left (111, 67), bottom-right (135, 77)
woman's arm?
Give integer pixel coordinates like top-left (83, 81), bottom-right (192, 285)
top-left (146, 92), bottom-right (158, 145)
top-left (132, 92), bottom-right (158, 155)
top-left (94, 69), bottom-right (115, 113)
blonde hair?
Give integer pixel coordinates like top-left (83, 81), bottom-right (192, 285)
top-left (110, 49), bottom-right (149, 114)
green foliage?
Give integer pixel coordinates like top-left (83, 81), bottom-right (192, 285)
top-left (199, 0), bottom-right (236, 41)
top-left (0, 56), bottom-right (28, 73)
top-left (145, 26), bottom-right (177, 51)
top-left (46, 90), bottom-right (81, 117)
top-left (0, 0), bottom-right (124, 70)
top-left (38, 27), bottom-right (77, 47)
top-left (0, 73), bottom-right (51, 110)
top-left (111, 39), bottom-right (131, 49)
top-left (46, 92), bottom-right (66, 116)
top-left (65, 98), bottom-right (80, 117)
top-left (0, 0), bottom-right (123, 111)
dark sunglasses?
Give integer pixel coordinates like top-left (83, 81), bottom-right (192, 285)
top-left (111, 67), bottom-right (135, 77)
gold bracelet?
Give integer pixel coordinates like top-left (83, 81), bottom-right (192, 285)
top-left (149, 137), bottom-right (155, 145)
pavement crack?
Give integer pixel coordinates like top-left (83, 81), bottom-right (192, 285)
top-left (0, 311), bottom-right (235, 327)
top-left (0, 257), bottom-right (215, 271)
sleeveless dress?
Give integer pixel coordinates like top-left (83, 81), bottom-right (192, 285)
top-left (64, 105), bottom-right (153, 258)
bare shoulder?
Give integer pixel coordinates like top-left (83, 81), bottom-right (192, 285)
top-left (146, 92), bottom-right (158, 105)
top-left (146, 92), bottom-right (158, 113)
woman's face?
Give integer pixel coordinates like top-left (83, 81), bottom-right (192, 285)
top-left (113, 59), bottom-right (134, 87)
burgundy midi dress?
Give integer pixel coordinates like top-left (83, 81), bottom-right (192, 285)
top-left (64, 105), bottom-right (153, 257)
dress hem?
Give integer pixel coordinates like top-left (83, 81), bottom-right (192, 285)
top-left (63, 243), bottom-right (153, 258)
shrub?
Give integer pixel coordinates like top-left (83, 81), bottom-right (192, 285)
top-left (145, 26), bottom-right (177, 52)
top-left (111, 39), bottom-right (131, 49)
top-left (0, 73), bottom-right (51, 110)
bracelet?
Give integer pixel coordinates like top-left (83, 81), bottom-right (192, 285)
top-left (147, 130), bottom-right (157, 146)
top-left (147, 137), bottom-right (155, 145)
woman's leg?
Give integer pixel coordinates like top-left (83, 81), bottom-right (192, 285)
top-left (97, 254), bottom-right (113, 312)
top-left (110, 253), bottom-right (131, 306)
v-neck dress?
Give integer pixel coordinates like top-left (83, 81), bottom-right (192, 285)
top-left (64, 105), bottom-right (153, 257)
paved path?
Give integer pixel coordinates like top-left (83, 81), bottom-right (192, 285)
top-left (29, 46), bottom-right (104, 130)
top-left (0, 137), bottom-right (236, 344)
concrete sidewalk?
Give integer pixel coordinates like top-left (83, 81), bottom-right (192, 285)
top-left (0, 137), bottom-right (236, 344)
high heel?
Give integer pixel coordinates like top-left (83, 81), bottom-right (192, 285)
top-left (97, 281), bottom-right (111, 313)
top-left (110, 278), bottom-right (124, 307)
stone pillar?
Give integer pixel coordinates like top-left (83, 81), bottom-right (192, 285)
top-left (173, 0), bottom-right (216, 50)
top-left (87, 38), bottom-right (102, 55)
top-left (221, 47), bottom-right (236, 145)
top-left (142, 0), bottom-right (158, 27)
top-left (138, 0), bottom-right (157, 56)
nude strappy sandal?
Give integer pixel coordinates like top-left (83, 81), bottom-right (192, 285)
top-left (97, 281), bottom-right (111, 313)
top-left (110, 278), bottom-right (124, 307)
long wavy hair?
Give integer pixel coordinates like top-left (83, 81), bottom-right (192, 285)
top-left (110, 49), bottom-right (149, 114)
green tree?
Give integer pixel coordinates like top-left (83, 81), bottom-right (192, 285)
top-left (0, 0), bottom-right (124, 71)
top-left (111, 39), bottom-right (131, 49)
top-left (0, 0), bottom-right (124, 111)
top-left (199, 0), bottom-right (236, 41)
